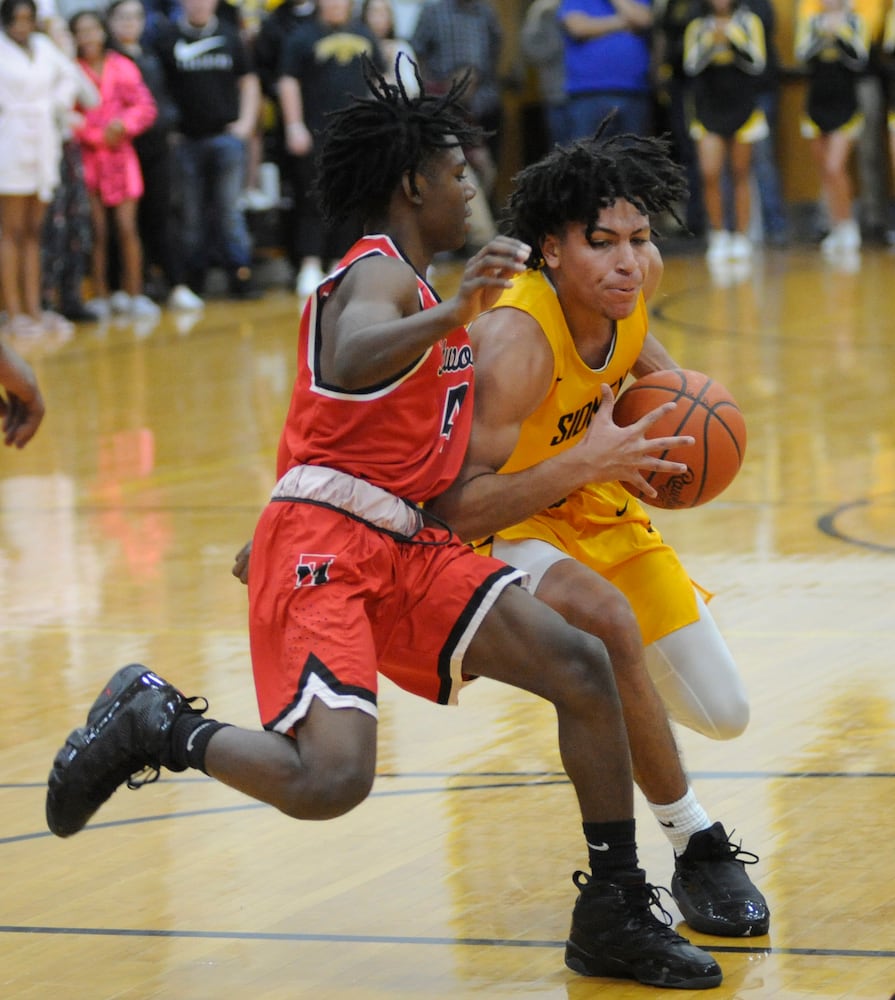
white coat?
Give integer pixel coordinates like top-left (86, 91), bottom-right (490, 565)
top-left (0, 30), bottom-right (81, 201)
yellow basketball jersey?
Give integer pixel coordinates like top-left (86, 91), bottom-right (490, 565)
top-left (488, 268), bottom-right (649, 525)
top-left (481, 269), bottom-right (702, 645)
top-left (495, 269), bottom-right (647, 476)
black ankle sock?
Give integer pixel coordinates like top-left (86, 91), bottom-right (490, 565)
top-left (583, 819), bottom-right (639, 879)
top-left (170, 715), bottom-right (231, 774)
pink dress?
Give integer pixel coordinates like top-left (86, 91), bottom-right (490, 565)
top-left (75, 51), bottom-right (157, 207)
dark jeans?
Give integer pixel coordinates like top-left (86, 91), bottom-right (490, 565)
top-left (737, 90), bottom-right (788, 241)
top-left (175, 132), bottom-right (252, 286)
top-left (135, 134), bottom-right (185, 289)
top-left (566, 90), bottom-right (654, 141)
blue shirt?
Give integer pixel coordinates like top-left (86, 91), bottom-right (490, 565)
top-left (559, 0), bottom-right (652, 95)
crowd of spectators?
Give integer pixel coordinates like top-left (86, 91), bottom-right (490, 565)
top-left (522, 0), bottom-right (895, 258)
top-left (2, 0), bottom-right (895, 338)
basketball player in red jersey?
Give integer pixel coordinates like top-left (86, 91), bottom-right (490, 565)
top-left (45, 65), bottom-right (723, 989)
top-left (429, 126), bottom-right (770, 939)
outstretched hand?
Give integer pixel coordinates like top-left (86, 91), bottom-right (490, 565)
top-left (0, 345), bottom-right (45, 448)
top-left (448, 237), bottom-right (531, 328)
top-left (575, 384), bottom-right (694, 499)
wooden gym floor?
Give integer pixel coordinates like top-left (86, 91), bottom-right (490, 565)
top-left (1, 241), bottom-right (894, 999)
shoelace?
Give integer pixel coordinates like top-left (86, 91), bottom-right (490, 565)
top-left (642, 881), bottom-right (676, 928)
top-left (573, 870), bottom-right (678, 930)
top-left (716, 828), bottom-right (760, 866)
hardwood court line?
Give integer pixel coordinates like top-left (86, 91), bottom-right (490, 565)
top-left (1, 924), bottom-right (893, 961)
top-left (4, 771), bottom-right (888, 846)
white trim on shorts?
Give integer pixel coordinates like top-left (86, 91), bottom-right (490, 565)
top-left (270, 672), bottom-right (379, 736)
top-left (444, 564), bottom-right (529, 703)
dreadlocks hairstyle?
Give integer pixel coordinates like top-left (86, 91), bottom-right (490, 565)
top-left (315, 56), bottom-right (484, 227)
top-left (502, 119), bottom-right (689, 269)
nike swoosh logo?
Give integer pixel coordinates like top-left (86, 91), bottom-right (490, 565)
top-left (174, 37), bottom-right (226, 63)
top-left (615, 500), bottom-right (629, 517)
top-left (185, 721), bottom-right (211, 753)
top-left (586, 840), bottom-right (610, 852)
top-left (659, 820), bottom-right (675, 828)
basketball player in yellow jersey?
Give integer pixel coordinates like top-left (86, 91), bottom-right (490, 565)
top-left (429, 126), bottom-right (770, 939)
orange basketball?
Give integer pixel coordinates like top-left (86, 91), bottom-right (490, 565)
top-left (612, 369), bottom-right (747, 509)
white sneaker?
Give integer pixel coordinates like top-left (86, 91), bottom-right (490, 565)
top-left (109, 291), bottom-right (132, 314)
top-left (130, 294), bottom-right (161, 318)
top-left (838, 220), bottom-right (861, 252)
top-left (296, 260), bottom-right (324, 298)
top-left (85, 297), bottom-right (110, 319)
top-left (167, 284), bottom-right (204, 311)
top-left (728, 232), bottom-right (753, 260)
top-left (41, 310), bottom-right (75, 336)
top-left (820, 221), bottom-right (861, 255)
top-left (820, 228), bottom-right (840, 255)
top-left (706, 230), bottom-right (731, 262)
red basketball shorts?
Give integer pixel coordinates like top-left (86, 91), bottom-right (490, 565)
top-left (248, 496), bottom-right (525, 735)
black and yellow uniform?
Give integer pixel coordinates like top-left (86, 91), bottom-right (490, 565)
top-left (683, 5), bottom-right (768, 140)
top-left (795, 8), bottom-right (869, 136)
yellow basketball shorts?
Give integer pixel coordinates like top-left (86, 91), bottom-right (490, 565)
top-left (484, 483), bottom-right (708, 646)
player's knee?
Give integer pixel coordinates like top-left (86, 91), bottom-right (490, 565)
top-left (542, 574), bottom-right (642, 668)
top-left (280, 758), bottom-right (375, 820)
top-left (324, 757), bottom-right (376, 816)
top-left (708, 694), bottom-right (750, 740)
top-left (595, 590), bottom-right (643, 668)
top-left (695, 692), bottom-right (750, 741)
top-left (550, 630), bottom-right (619, 710)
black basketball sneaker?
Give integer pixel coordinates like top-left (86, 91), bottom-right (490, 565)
top-left (671, 822), bottom-right (770, 937)
top-left (46, 664), bottom-right (207, 838)
top-left (565, 868), bottom-right (723, 989)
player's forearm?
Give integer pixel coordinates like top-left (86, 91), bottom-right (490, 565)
top-left (432, 451), bottom-right (588, 543)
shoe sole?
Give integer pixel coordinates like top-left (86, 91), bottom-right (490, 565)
top-left (565, 940), bottom-right (723, 989)
top-left (675, 904), bottom-right (770, 937)
top-left (46, 723), bottom-right (109, 837)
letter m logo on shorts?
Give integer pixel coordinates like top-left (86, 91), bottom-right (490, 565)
top-left (295, 553), bottom-right (336, 588)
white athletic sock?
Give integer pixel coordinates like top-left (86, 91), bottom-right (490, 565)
top-left (649, 787), bottom-right (712, 856)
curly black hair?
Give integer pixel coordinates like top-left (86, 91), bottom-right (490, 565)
top-left (315, 56), bottom-right (483, 227)
top-left (501, 121), bottom-right (689, 268)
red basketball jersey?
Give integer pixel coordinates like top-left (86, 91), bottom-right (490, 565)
top-left (276, 235), bottom-right (475, 504)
